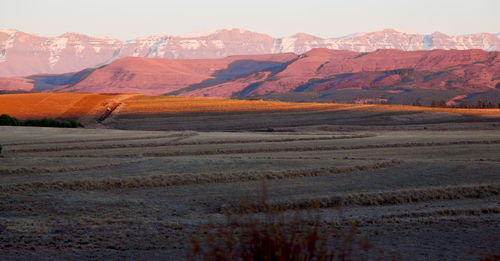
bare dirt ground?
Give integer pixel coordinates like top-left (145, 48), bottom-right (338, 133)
top-left (1, 110), bottom-right (500, 260)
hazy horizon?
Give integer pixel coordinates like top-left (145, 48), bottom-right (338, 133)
top-left (2, 0), bottom-right (499, 40)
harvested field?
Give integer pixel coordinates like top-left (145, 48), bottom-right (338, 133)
top-left (1, 123), bottom-right (500, 260)
top-left (1, 94), bottom-right (500, 260)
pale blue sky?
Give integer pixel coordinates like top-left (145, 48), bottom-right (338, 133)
top-left (1, 0), bottom-right (498, 39)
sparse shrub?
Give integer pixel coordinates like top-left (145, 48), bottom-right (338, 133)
top-left (0, 144), bottom-right (2, 154)
top-left (266, 127), bottom-right (275, 132)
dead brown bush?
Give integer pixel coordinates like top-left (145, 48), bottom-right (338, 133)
top-left (187, 183), bottom-right (380, 261)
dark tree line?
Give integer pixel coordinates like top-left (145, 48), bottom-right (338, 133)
top-left (0, 114), bottom-right (84, 128)
top-left (425, 100), bottom-right (500, 109)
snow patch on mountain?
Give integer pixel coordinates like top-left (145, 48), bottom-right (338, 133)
top-left (321, 39), bottom-right (340, 50)
top-left (131, 36), bottom-right (164, 57)
top-left (423, 35), bottom-right (433, 50)
top-left (0, 28), bottom-right (18, 36)
top-left (391, 28), bottom-right (419, 35)
top-left (272, 39), bottom-right (282, 53)
top-left (332, 32), bottom-right (366, 39)
top-left (0, 30), bottom-right (17, 62)
top-left (212, 40), bottom-right (224, 49)
top-left (277, 37), bottom-right (296, 53)
top-left (92, 46), bottom-right (102, 53)
top-left (153, 40), bottom-right (172, 58)
top-left (72, 41), bottom-right (86, 55)
top-left (48, 37), bottom-right (68, 68)
top-left (180, 39), bottom-right (202, 50)
top-left (482, 35), bottom-right (496, 51)
top-left (146, 38), bottom-right (169, 57)
top-left (92, 35), bottom-right (114, 41)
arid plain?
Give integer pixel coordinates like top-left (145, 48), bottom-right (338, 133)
top-left (1, 93), bottom-right (500, 260)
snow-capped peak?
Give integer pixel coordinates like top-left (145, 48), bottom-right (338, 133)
top-left (225, 28), bottom-right (251, 34)
top-left (390, 28), bottom-right (419, 35)
top-left (0, 28), bottom-right (18, 35)
top-left (180, 29), bottom-right (220, 38)
top-left (332, 32), bottom-right (366, 39)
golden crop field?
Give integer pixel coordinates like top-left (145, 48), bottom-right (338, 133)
top-left (118, 95), bottom-right (350, 113)
top-left (1, 93), bottom-right (500, 124)
top-left (0, 93), bottom-right (133, 120)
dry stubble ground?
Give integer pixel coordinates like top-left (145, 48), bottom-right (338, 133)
top-left (0, 125), bottom-right (499, 260)
top-left (0, 105), bottom-right (500, 260)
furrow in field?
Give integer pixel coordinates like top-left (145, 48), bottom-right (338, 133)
top-left (43, 139), bottom-right (500, 158)
top-left (0, 160), bottom-right (145, 175)
top-left (380, 207), bottom-right (500, 219)
top-left (449, 158), bottom-right (500, 162)
top-left (5, 134), bottom-right (372, 153)
top-left (226, 184), bottom-right (500, 213)
top-left (0, 160), bottom-right (403, 192)
top-left (1, 133), bottom-right (193, 146)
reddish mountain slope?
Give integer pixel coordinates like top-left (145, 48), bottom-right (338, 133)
top-left (253, 49), bottom-right (500, 96)
top-left (1, 49), bottom-right (499, 106)
top-left (55, 53), bottom-right (297, 94)
top-left (0, 77), bottom-right (33, 91)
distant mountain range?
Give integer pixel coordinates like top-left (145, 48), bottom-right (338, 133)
top-left (1, 48), bottom-right (499, 106)
top-left (1, 28), bottom-right (499, 77)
